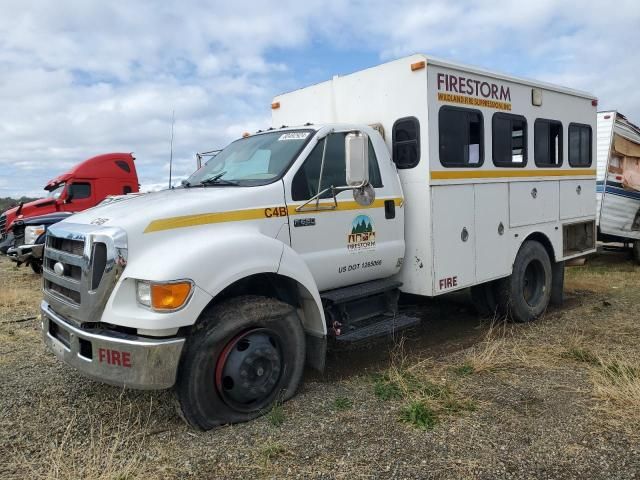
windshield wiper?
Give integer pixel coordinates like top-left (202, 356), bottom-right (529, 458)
top-left (199, 171), bottom-right (240, 186)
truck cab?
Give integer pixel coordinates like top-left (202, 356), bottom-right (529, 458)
top-left (0, 152), bottom-right (139, 251)
top-left (40, 55), bottom-right (597, 430)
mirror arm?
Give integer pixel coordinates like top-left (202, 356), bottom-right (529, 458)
top-left (295, 187), bottom-right (338, 212)
top-left (294, 182), bottom-right (369, 213)
top-left (315, 136), bottom-right (328, 210)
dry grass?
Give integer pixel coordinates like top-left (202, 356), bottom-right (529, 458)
top-left (374, 338), bottom-right (478, 430)
top-left (0, 260), bottom-right (41, 322)
top-left (15, 394), bottom-right (153, 480)
top-left (2, 252), bottom-right (640, 478)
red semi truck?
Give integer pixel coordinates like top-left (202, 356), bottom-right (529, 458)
top-left (0, 152), bottom-right (140, 252)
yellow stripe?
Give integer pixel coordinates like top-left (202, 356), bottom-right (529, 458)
top-left (144, 207), bottom-right (268, 233)
top-left (144, 197), bottom-right (403, 233)
top-left (430, 168), bottom-right (596, 180)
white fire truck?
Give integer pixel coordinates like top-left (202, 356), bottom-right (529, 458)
top-left (41, 55), bottom-right (597, 429)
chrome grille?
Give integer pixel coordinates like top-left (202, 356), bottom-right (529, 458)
top-left (0, 213), bottom-right (6, 241)
top-left (42, 223), bottom-right (128, 324)
top-left (47, 236), bottom-right (84, 255)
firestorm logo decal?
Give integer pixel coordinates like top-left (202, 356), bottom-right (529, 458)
top-left (348, 214), bottom-right (376, 252)
top-left (437, 72), bottom-right (512, 111)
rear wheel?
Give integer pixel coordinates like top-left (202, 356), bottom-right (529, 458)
top-left (175, 295), bottom-right (305, 430)
top-left (497, 241), bottom-right (552, 323)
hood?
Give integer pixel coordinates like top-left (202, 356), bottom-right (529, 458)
top-left (19, 211), bottom-right (74, 226)
top-left (2, 198), bottom-right (58, 231)
top-left (63, 183), bottom-right (285, 236)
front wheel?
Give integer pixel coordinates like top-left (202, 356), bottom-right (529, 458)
top-left (30, 260), bottom-right (43, 275)
top-left (175, 295), bottom-right (306, 430)
top-left (497, 241), bottom-right (552, 323)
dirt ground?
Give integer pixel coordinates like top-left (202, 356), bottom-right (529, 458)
top-left (1, 248), bottom-right (639, 479)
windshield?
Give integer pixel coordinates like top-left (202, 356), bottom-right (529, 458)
top-left (46, 183), bottom-right (65, 199)
top-left (186, 130), bottom-right (314, 187)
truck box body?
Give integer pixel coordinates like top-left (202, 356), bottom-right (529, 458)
top-left (596, 111), bottom-right (640, 242)
top-left (273, 54), bottom-right (597, 297)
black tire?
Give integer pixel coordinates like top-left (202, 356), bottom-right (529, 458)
top-left (175, 295), bottom-right (306, 430)
top-left (470, 281), bottom-right (500, 318)
top-left (30, 260), bottom-right (43, 275)
top-left (633, 241), bottom-right (640, 264)
top-left (496, 241), bottom-right (552, 323)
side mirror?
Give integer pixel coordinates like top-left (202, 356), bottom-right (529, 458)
top-left (345, 132), bottom-right (369, 187)
top-left (64, 192), bottom-right (74, 204)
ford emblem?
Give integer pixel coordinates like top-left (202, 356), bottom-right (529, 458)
top-left (53, 262), bottom-right (65, 276)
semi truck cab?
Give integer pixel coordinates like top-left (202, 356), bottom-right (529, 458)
top-left (40, 55), bottom-right (597, 430)
top-left (0, 152), bottom-right (139, 252)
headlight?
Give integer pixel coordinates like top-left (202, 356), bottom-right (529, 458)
top-left (24, 225), bottom-right (46, 245)
top-left (135, 280), bottom-right (193, 311)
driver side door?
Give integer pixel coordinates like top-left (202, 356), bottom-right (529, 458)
top-left (285, 131), bottom-right (395, 292)
top-left (61, 181), bottom-right (95, 212)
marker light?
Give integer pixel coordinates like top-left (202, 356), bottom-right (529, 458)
top-left (411, 60), bottom-right (426, 71)
top-left (151, 282), bottom-right (193, 310)
top-left (271, 101), bottom-right (280, 109)
top-left (136, 280), bottom-right (193, 311)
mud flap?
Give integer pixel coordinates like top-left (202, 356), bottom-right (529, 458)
top-left (550, 261), bottom-right (565, 306)
top-left (305, 333), bottom-right (326, 372)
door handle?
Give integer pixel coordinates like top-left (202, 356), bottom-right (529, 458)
top-left (384, 200), bottom-right (395, 219)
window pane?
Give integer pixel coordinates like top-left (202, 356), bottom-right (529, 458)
top-left (579, 128), bottom-right (591, 166)
top-left (394, 143), bottom-right (417, 169)
top-left (468, 112), bottom-right (482, 165)
top-left (569, 125), bottom-right (580, 165)
top-left (535, 119), bottom-right (562, 166)
top-left (292, 133), bottom-right (382, 201)
top-left (392, 117), bottom-right (420, 168)
top-left (440, 109), bottom-right (467, 165)
top-left (395, 120), bottom-right (417, 142)
top-left (511, 119), bottom-right (526, 163)
top-left (368, 140), bottom-right (383, 188)
top-left (439, 107), bottom-right (483, 167)
top-left (69, 183), bottom-right (91, 199)
top-left (550, 123), bottom-right (562, 165)
top-left (493, 115), bottom-right (511, 165)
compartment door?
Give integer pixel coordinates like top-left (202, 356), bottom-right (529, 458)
top-left (431, 185), bottom-right (475, 294)
top-left (560, 179), bottom-right (596, 220)
top-left (475, 183), bottom-right (511, 282)
top-left (509, 181), bottom-right (559, 227)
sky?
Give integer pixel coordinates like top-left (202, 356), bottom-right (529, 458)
top-left (1, 0), bottom-right (639, 197)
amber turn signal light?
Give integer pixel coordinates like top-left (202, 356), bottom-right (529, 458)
top-left (150, 281), bottom-right (192, 310)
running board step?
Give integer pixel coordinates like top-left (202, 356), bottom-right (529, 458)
top-left (321, 278), bottom-right (402, 305)
top-left (334, 314), bottom-right (420, 343)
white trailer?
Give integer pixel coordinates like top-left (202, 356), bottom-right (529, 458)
top-left (40, 54), bottom-right (597, 429)
top-left (596, 111), bottom-right (640, 261)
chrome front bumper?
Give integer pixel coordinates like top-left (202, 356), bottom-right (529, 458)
top-left (8, 243), bottom-right (43, 263)
top-left (41, 300), bottom-right (185, 390)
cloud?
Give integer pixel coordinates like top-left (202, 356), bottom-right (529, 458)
top-left (1, 1), bottom-right (639, 197)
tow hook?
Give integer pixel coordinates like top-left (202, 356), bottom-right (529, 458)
top-left (332, 320), bottom-right (342, 336)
